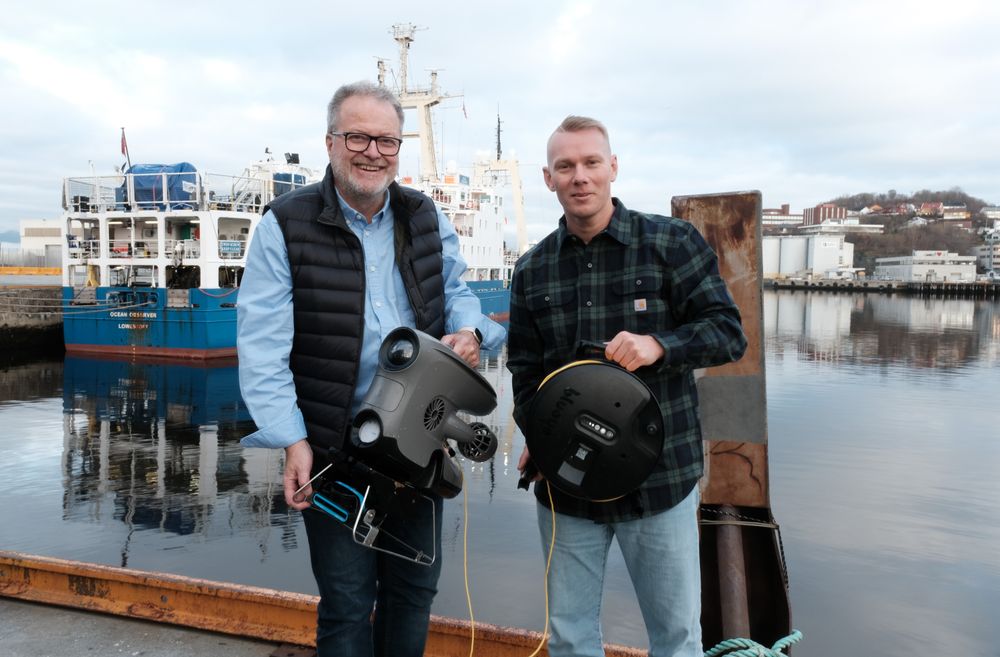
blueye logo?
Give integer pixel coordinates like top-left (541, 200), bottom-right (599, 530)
top-left (541, 387), bottom-right (581, 435)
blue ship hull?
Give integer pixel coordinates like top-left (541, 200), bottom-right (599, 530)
top-left (466, 280), bottom-right (510, 324)
top-left (63, 286), bottom-right (239, 359)
top-left (63, 282), bottom-right (509, 359)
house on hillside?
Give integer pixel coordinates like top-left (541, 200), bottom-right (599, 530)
top-left (940, 204), bottom-right (972, 230)
top-left (981, 206), bottom-right (1000, 221)
top-left (917, 202), bottom-right (943, 217)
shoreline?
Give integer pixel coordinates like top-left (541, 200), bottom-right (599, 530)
top-left (765, 278), bottom-right (1000, 298)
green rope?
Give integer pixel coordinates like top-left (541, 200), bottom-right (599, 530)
top-left (703, 630), bottom-right (803, 657)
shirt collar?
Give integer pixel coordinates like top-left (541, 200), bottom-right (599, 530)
top-left (556, 198), bottom-right (632, 251)
top-left (334, 187), bottom-right (392, 226)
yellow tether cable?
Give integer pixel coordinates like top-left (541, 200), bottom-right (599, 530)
top-left (462, 463), bottom-right (475, 657)
top-left (525, 480), bottom-right (557, 657)
top-left (460, 468), bottom-right (556, 657)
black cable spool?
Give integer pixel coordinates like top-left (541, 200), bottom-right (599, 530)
top-left (525, 359), bottom-right (665, 501)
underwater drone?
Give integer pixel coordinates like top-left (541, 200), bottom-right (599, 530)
top-left (521, 351), bottom-right (666, 501)
top-left (306, 327), bottom-right (499, 564)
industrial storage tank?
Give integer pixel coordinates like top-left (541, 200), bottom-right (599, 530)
top-left (762, 237), bottom-right (781, 278)
top-left (778, 237), bottom-right (808, 277)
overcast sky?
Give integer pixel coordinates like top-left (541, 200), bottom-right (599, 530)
top-left (2, 0), bottom-right (998, 245)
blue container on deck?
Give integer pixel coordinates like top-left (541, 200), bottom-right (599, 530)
top-left (116, 162), bottom-right (198, 210)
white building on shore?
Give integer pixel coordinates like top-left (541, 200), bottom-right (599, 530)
top-left (20, 219), bottom-right (63, 252)
top-left (971, 227), bottom-right (1000, 274)
top-left (873, 250), bottom-right (977, 282)
top-left (762, 235), bottom-right (857, 279)
top-left (0, 219), bottom-right (62, 267)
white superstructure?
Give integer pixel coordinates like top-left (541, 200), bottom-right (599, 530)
top-left (61, 155), bottom-right (316, 291)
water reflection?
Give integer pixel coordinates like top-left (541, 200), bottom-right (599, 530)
top-left (765, 291), bottom-right (999, 370)
top-left (763, 290), bottom-right (1000, 657)
top-left (58, 356), bottom-right (294, 565)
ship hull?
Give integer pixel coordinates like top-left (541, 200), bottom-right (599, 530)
top-left (62, 286), bottom-right (239, 360)
top-left (467, 280), bottom-right (510, 324)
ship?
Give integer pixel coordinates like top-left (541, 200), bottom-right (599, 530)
top-left (58, 26), bottom-right (522, 359)
top-left (59, 153), bottom-right (318, 359)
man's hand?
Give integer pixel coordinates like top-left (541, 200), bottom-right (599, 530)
top-left (283, 439), bottom-right (314, 511)
top-left (441, 330), bottom-right (481, 367)
top-left (604, 331), bottom-right (665, 372)
top-left (517, 446), bottom-right (542, 482)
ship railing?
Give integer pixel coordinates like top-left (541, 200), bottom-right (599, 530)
top-left (202, 170), bottom-right (311, 214)
top-left (108, 239), bottom-right (133, 258)
top-left (430, 189), bottom-right (454, 205)
top-left (165, 239), bottom-right (201, 259)
top-left (62, 172), bottom-right (204, 213)
top-left (134, 242), bottom-right (158, 258)
top-left (60, 172), bottom-right (202, 212)
top-left (63, 176), bottom-right (123, 212)
top-left (63, 170), bottom-right (307, 215)
top-left (203, 172), bottom-right (265, 213)
top-left (66, 238), bottom-right (100, 260)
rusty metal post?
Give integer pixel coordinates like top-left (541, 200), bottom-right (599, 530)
top-left (715, 505), bottom-right (751, 640)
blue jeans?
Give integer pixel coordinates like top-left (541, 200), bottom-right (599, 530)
top-left (536, 486), bottom-right (702, 657)
top-left (302, 492), bottom-right (443, 657)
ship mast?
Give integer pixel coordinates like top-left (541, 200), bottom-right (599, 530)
top-left (478, 112), bottom-right (529, 255)
top-left (385, 23), bottom-right (459, 183)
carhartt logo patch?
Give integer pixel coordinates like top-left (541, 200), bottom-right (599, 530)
top-left (634, 298), bottom-right (647, 312)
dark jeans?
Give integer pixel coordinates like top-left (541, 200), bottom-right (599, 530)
top-left (302, 492), bottom-right (443, 657)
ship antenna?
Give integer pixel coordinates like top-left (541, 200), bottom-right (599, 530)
top-left (496, 111), bottom-right (502, 162)
top-left (376, 58), bottom-right (388, 87)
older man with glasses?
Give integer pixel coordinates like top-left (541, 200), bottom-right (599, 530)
top-left (237, 80), bottom-right (504, 657)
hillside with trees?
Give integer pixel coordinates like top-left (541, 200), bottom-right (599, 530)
top-left (823, 188), bottom-right (992, 273)
top-left (826, 187), bottom-right (991, 218)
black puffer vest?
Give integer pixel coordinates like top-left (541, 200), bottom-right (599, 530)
top-left (265, 165), bottom-right (446, 451)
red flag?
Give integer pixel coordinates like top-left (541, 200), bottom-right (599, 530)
top-left (120, 127), bottom-right (131, 171)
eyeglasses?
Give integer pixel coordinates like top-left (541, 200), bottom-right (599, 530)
top-left (329, 131), bottom-right (403, 156)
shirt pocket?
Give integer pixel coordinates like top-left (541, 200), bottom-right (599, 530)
top-left (611, 270), bottom-right (670, 333)
top-left (525, 285), bottom-right (577, 346)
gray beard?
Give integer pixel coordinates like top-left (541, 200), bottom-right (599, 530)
top-left (331, 161), bottom-right (392, 210)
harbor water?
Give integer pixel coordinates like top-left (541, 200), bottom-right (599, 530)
top-left (1, 289), bottom-right (998, 656)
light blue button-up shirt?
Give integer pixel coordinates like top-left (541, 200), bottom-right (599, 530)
top-left (237, 188), bottom-right (505, 449)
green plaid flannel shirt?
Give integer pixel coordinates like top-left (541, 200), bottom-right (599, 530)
top-left (507, 199), bottom-right (747, 522)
